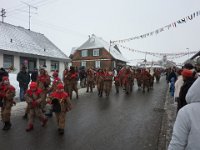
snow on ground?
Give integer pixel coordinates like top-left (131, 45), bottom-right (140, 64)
top-left (9, 73), bottom-right (20, 100)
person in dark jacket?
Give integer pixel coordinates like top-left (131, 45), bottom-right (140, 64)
top-left (177, 69), bottom-right (196, 112)
top-left (31, 68), bottom-right (38, 82)
top-left (79, 67), bottom-right (86, 88)
top-left (167, 69), bottom-right (177, 83)
top-left (0, 68), bottom-right (8, 82)
top-left (17, 66), bottom-right (30, 101)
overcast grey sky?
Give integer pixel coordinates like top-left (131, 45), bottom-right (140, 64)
top-left (1, 0), bottom-right (200, 64)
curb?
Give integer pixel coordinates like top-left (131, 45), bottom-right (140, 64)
top-left (157, 85), bottom-right (177, 150)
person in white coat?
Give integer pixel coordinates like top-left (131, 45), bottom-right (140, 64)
top-left (168, 77), bottom-right (200, 150)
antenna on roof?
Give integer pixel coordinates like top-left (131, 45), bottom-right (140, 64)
top-left (21, 1), bottom-right (37, 30)
top-left (109, 40), bottom-right (111, 53)
top-left (1, 8), bottom-right (6, 23)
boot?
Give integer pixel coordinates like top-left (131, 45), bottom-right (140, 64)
top-left (26, 124), bottom-right (33, 132)
top-left (22, 113), bottom-right (28, 119)
top-left (41, 118), bottom-right (48, 127)
top-left (58, 128), bottom-right (64, 135)
top-left (2, 122), bottom-right (6, 130)
top-left (2, 122), bottom-right (11, 131)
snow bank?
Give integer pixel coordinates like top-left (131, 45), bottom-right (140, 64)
top-left (9, 73), bottom-right (20, 100)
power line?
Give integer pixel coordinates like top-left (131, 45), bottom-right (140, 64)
top-left (6, 0), bottom-right (60, 16)
top-left (6, 15), bottom-right (88, 38)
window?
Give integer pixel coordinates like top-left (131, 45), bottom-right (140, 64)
top-left (93, 49), bottom-right (99, 56)
top-left (51, 61), bottom-right (59, 71)
top-left (3, 54), bottom-right (14, 69)
top-left (39, 59), bottom-right (46, 67)
top-left (95, 61), bottom-right (100, 68)
top-left (81, 50), bottom-right (88, 57)
top-left (81, 61), bottom-right (86, 67)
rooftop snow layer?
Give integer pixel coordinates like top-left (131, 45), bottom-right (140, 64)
top-left (76, 34), bottom-right (127, 62)
top-left (0, 22), bottom-right (69, 60)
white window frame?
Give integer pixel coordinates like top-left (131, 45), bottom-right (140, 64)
top-left (81, 50), bottom-right (88, 57)
top-left (39, 59), bottom-right (46, 67)
top-left (3, 54), bottom-right (14, 69)
top-left (93, 49), bottom-right (99, 56)
top-left (81, 61), bottom-right (87, 67)
top-left (95, 61), bottom-right (100, 68)
top-left (51, 61), bottom-right (59, 71)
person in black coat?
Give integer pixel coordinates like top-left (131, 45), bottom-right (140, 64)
top-left (167, 69), bottom-right (177, 83)
top-left (31, 68), bottom-right (38, 82)
top-left (177, 69), bottom-right (196, 112)
top-left (0, 68), bottom-right (8, 82)
top-left (17, 66), bottom-right (30, 101)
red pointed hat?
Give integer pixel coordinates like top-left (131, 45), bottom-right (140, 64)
top-left (2, 76), bottom-right (9, 81)
top-left (30, 82), bottom-right (37, 89)
top-left (181, 69), bottom-right (193, 77)
top-left (53, 71), bottom-right (58, 77)
top-left (57, 83), bottom-right (64, 89)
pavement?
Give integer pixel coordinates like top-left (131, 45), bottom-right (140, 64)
top-left (0, 78), bottom-right (176, 150)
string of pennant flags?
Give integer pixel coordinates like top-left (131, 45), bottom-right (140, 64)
top-left (115, 43), bottom-right (198, 58)
top-left (111, 10), bottom-right (200, 43)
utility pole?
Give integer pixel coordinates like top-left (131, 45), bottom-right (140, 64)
top-left (109, 40), bottom-right (112, 53)
top-left (21, 1), bottom-right (37, 30)
top-left (144, 52), bottom-right (147, 68)
top-left (186, 48), bottom-right (189, 59)
top-left (1, 8), bottom-right (6, 23)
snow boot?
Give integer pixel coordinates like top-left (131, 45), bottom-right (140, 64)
top-left (2, 122), bottom-right (11, 131)
top-left (41, 118), bottom-right (48, 127)
top-left (26, 124), bottom-right (34, 132)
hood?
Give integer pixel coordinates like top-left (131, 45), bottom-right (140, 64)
top-left (186, 77), bottom-right (200, 104)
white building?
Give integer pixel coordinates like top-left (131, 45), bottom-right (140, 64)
top-left (0, 22), bottom-right (70, 76)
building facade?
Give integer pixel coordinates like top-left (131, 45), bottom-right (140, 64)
top-left (71, 34), bottom-right (126, 70)
top-left (0, 22), bottom-right (70, 76)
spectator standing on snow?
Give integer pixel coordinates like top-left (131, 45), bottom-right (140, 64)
top-left (168, 77), bottom-right (200, 150)
top-left (31, 68), bottom-right (38, 82)
top-left (177, 69), bottom-right (196, 112)
top-left (17, 66), bottom-right (30, 102)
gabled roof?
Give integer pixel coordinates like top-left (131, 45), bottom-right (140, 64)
top-left (76, 34), bottom-right (127, 62)
top-left (0, 22), bottom-right (69, 61)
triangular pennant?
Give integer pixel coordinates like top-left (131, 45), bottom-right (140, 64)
top-left (188, 15), bottom-right (193, 20)
top-left (155, 29), bottom-right (159, 34)
top-left (177, 20), bottom-right (182, 24)
top-left (193, 12), bottom-right (196, 18)
top-left (160, 28), bottom-right (164, 32)
top-left (181, 18), bottom-right (186, 22)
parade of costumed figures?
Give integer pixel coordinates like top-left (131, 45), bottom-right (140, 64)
top-left (37, 65), bottom-right (51, 111)
top-left (86, 68), bottom-right (95, 93)
top-left (67, 66), bottom-right (79, 100)
top-left (47, 83), bottom-right (72, 135)
top-left (0, 76), bottom-right (16, 130)
top-left (24, 82), bottom-right (48, 132)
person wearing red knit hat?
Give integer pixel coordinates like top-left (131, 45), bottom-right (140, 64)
top-left (49, 70), bottom-right (61, 93)
top-left (47, 83), bottom-right (72, 135)
top-left (24, 82), bottom-right (48, 132)
top-left (177, 69), bottom-right (196, 112)
top-left (37, 66), bottom-right (51, 112)
top-left (0, 76), bottom-right (16, 130)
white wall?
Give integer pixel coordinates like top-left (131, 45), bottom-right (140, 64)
top-left (14, 55), bottom-right (20, 73)
top-left (59, 61), bottom-right (65, 79)
top-left (46, 59), bottom-right (51, 73)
